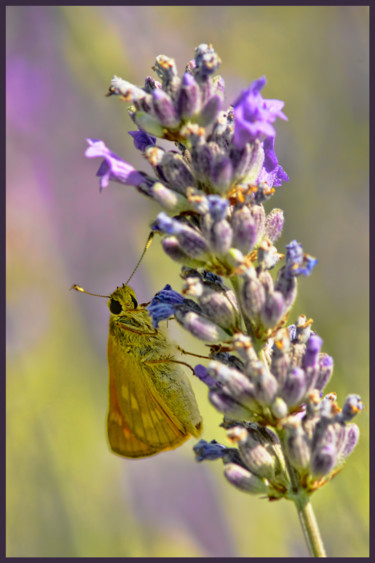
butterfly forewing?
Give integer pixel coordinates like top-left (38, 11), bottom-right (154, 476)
top-left (107, 333), bottom-right (189, 457)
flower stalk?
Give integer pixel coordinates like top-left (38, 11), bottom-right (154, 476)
top-left (84, 43), bottom-right (363, 557)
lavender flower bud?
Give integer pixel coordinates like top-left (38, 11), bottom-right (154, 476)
top-left (302, 335), bottom-right (323, 370)
top-left (208, 219), bottom-right (233, 255)
top-left (197, 95), bottom-right (222, 127)
top-left (159, 152), bottom-right (195, 194)
top-left (335, 424), bottom-right (360, 467)
top-left (198, 289), bottom-right (239, 330)
top-left (231, 205), bottom-right (256, 255)
top-left (208, 388), bottom-right (253, 419)
top-left (161, 236), bottom-right (206, 268)
top-left (250, 361), bottom-right (278, 405)
top-left (224, 463), bottom-right (269, 495)
top-left (337, 394), bottom-right (364, 423)
top-left (152, 88), bottom-right (180, 128)
top-left (241, 269), bottom-right (266, 323)
top-left (280, 367), bottom-right (307, 407)
top-left (153, 54), bottom-right (180, 93)
top-left (143, 181), bottom-right (189, 211)
top-left (107, 76), bottom-right (150, 105)
top-left (207, 361), bottom-right (257, 409)
top-left (260, 290), bottom-right (285, 329)
top-left (174, 309), bottom-right (229, 343)
top-left (310, 443), bottom-right (337, 478)
top-left (270, 329), bottom-right (290, 386)
top-left (274, 266), bottom-right (297, 311)
top-left (284, 418), bottom-right (311, 472)
top-left (265, 208), bottom-right (284, 242)
top-left (227, 426), bottom-right (276, 481)
top-left (250, 204), bottom-right (266, 245)
top-left (153, 213), bottom-right (209, 259)
top-left (211, 155), bottom-right (233, 193)
top-left (177, 72), bottom-right (201, 119)
top-left (194, 43), bottom-right (222, 81)
top-left (230, 144), bottom-right (253, 180)
top-left (243, 140), bottom-right (265, 184)
top-left (315, 354), bottom-right (334, 391)
top-left (192, 142), bottom-right (221, 182)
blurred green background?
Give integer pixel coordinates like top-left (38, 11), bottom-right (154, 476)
top-left (6, 6), bottom-right (368, 557)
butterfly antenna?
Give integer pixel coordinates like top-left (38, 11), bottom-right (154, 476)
top-left (125, 231), bottom-right (154, 285)
top-left (70, 285), bottom-right (109, 299)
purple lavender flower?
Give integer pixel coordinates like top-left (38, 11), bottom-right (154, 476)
top-left (85, 139), bottom-right (144, 190)
top-left (128, 130), bottom-right (156, 152)
top-left (193, 439), bottom-right (228, 461)
top-left (194, 364), bottom-right (217, 388)
top-left (285, 240), bottom-right (318, 277)
top-left (233, 77), bottom-right (287, 149)
top-left (147, 284), bottom-right (185, 328)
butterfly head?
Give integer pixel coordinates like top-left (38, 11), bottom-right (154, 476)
top-left (108, 284), bottom-right (139, 317)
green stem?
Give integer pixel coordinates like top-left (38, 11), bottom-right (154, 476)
top-left (279, 431), bottom-right (327, 557)
top-left (293, 495), bottom-right (327, 557)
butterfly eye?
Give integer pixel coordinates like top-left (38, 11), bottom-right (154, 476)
top-left (110, 299), bottom-right (123, 315)
top-left (130, 295), bottom-right (138, 309)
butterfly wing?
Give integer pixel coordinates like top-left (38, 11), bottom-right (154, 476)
top-left (107, 335), bottom-right (189, 458)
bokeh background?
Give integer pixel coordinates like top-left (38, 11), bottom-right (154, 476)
top-left (6, 6), bottom-right (369, 557)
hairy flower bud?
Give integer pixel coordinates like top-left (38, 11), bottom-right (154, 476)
top-left (161, 236), bottom-right (206, 268)
top-left (224, 463), bottom-right (269, 495)
top-left (260, 290), bottom-right (285, 329)
top-left (265, 208), bottom-right (284, 243)
top-left (211, 155), bottom-right (233, 193)
top-left (228, 426), bottom-right (278, 481)
top-left (174, 309), bottom-right (229, 343)
top-left (208, 388), bottom-right (253, 419)
top-left (241, 269), bottom-right (266, 324)
top-left (284, 419), bottom-right (311, 472)
top-left (177, 72), bottom-right (201, 119)
top-left (159, 152), bottom-right (195, 194)
top-left (231, 205), bottom-right (257, 255)
top-left (207, 361), bottom-right (258, 409)
top-left (152, 88), bottom-right (180, 128)
top-left (280, 367), bottom-right (307, 407)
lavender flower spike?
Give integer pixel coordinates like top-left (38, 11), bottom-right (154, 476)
top-left (85, 139), bottom-right (144, 190)
top-left (83, 44), bottom-right (364, 558)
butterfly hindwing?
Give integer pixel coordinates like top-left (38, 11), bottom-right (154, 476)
top-left (107, 335), bottom-right (188, 457)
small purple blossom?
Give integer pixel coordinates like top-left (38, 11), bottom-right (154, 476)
top-left (85, 139), bottom-right (144, 190)
top-left (233, 76), bottom-right (287, 149)
top-left (194, 364), bottom-right (217, 388)
top-left (193, 439), bottom-right (228, 461)
top-left (285, 240), bottom-right (318, 277)
top-left (128, 130), bottom-right (156, 152)
top-left (257, 136), bottom-right (289, 187)
top-left (147, 284), bottom-right (185, 328)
